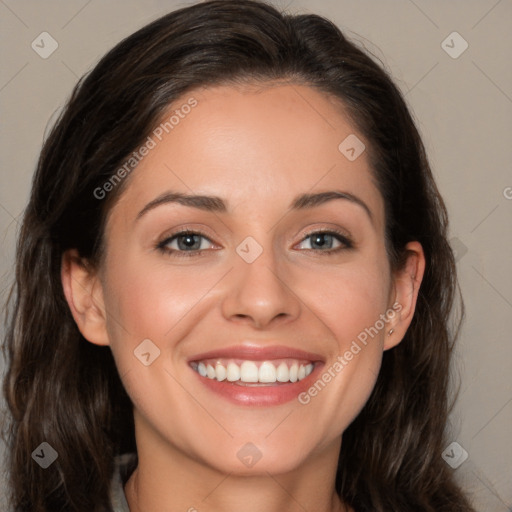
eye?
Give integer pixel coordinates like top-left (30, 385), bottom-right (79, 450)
top-left (156, 228), bottom-right (353, 258)
top-left (296, 230), bottom-right (353, 254)
top-left (156, 230), bottom-right (216, 257)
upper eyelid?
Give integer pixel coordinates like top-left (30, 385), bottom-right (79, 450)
top-left (297, 224), bottom-right (352, 240)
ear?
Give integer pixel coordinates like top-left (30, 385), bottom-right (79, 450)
top-left (61, 249), bottom-right (110, 346)
top-left (384, 241), bottom-right (426, 350)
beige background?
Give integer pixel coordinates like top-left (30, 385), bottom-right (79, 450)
top-left (1, 1), bottom-right (511, 510)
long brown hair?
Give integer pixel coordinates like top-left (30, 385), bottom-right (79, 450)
top-left (2, 1), bottom-right (474, 510)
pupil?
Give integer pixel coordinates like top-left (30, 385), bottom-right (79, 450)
top-left (313, 233), bottom-right (331, 249)
top-left (179, 234), bottom-right (199, 250)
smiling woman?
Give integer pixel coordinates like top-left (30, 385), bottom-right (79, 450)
top-left (2, 1), bottom-right (475, 511)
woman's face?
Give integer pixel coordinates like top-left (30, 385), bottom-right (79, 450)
top-left (86, 83), bottom-right (411, 475)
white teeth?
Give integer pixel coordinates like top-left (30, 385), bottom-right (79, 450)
top-left (215, 363), bottom-right (227, 381)
top-left (195, 359), bottom-right (315, 384)
top-left (289, 363), bottom-right (298, 382)
top-left (226, 362), bottom-right (240, 382)
top-left (240, 361), bottom-right (259, 382)
top-left (206, 364), bottom-right (216, 379)
top-left (276, 362), bottom-right (289, 382)
top-left (259, 361), bottom-right (277, 383)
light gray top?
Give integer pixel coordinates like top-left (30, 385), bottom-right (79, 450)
top-left (110, 453), bottom-right (137, 512)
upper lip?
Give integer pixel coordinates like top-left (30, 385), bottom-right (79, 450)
top-left (188, 343), bottom-right (325, 363)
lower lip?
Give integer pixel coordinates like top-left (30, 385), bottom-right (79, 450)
top-left (193, 364), bottom-right (323, 406)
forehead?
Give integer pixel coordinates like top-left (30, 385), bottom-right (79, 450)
top-left (106, 82), bottom-right (384, 231)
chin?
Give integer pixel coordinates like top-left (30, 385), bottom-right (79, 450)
top-left (191, 435), bottom-right (320, 477)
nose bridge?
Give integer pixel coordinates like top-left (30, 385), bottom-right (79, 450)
top-left (221, 233), bottom-right (301, 328)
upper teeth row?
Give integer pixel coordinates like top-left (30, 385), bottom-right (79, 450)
top-left (195, 360), bottom-right (314, 383)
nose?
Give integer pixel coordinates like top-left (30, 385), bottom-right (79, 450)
top-left (221, 243), bottom-right (302, 330)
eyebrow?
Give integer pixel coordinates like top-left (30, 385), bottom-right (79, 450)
top-left (136, 190), bottom-right (373, 223)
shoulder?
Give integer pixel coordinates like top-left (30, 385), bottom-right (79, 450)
top-left (110, 452), bottom-right (137, 512)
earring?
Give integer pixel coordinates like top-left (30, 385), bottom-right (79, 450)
top-left (388, 328), bottom-right (394, 336)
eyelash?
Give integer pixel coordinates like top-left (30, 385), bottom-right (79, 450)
top-left (156, 228), bottom-right (353, 258)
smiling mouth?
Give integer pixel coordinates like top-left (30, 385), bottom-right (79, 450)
top-left (190, 358), bottom-right (315, 385)
top-left (188, 344), bottom-right (324, 405)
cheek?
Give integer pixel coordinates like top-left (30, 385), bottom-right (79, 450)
top-left (305, 251), bottom-right (392, 342)
top-left (99, 256), bottom-right (228, 445)
top-left (292, 253), bottom-right (391, 435)
top-left (102, 254), bottom-right (223, 350)
top-left (99, 251), bottom-right (236, 422)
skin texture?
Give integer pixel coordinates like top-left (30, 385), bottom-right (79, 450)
top-left (61, 83), bottom-right (425, 512)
